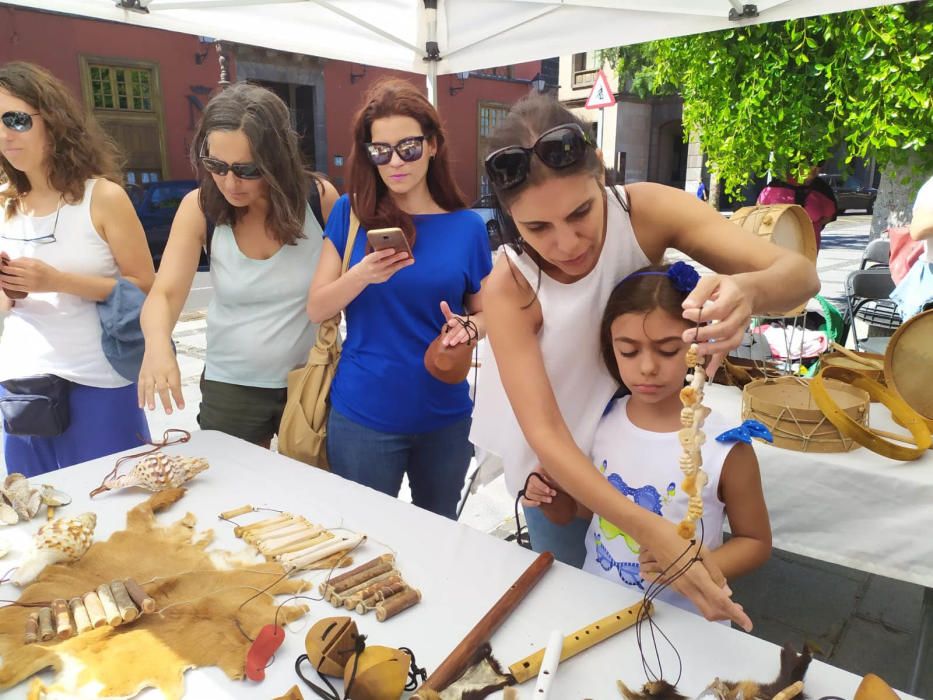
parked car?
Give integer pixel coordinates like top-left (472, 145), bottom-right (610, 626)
top-left (470, 194), bottom-right (504, 251)
top-left (127, 179), bottom-right (209, 270)
top-left (819, 174), bottom-right (878, 214)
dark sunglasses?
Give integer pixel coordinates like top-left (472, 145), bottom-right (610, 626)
top-left (485, 123), bottom-right (592, 191)
top-left (364, 136), bottom-right (426, 166)
top-left (198, 143), bottom-right (262, 180)
top-left (1, 111), bottom-right (40, 133)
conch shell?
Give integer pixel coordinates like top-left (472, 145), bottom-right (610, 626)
top-left (12, 512), bottom-right (96, 586)
top-left (90, 452), bottom-right (209, 497)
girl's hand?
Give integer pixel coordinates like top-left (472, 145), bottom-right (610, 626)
top-left (521, 466), bottom-right (558, 507)
top-left (641, 518), bottom-right (752, 631)
top-left (680, 274), bottom-right (753, 357)
top-left (0, 257), bottom-right (62, 294)
top-left (439, 301), bottom-right (475, 346)
top-left (351, 248), bottom-right (413, 285)
top-left (138, 343), bottom-right (185, 414)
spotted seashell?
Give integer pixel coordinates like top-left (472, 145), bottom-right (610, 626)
top-left (1, 473), bottom-right (41, 521)
top-left (12, 512), bottom-right (96, 586)
top-left (102, 453), bottom-right (209, 494)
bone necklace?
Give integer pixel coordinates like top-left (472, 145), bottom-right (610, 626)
top-left (676, 343), bottom-right (710, 540)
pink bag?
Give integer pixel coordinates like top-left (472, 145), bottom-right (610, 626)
top-left (888, 226), bottom-right (924, 285)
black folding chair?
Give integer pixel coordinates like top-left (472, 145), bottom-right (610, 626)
top-left (859, 238), bottom-right (891, 270)
top-left (844, 267), bottom-right (901, 352)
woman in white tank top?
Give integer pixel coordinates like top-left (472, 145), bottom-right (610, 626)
top-left (470, 94), bottom-right (819, 631)
top-left (0, 62), bottom-right (155, 476)
top-left (139, 83), bottom-right (339, 448)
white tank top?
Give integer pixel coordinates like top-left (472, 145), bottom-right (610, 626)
top-left (0, 179), bottom-right (128, 388)
top-left (204, 205), bottom-right (322, 388)
top-left (470, 187), bottom-right (651, 495)
top-left (582, 396), bottom-right (733, 618)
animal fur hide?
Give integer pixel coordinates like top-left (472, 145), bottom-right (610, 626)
top-left (0, 488), bottom-right (311, 699)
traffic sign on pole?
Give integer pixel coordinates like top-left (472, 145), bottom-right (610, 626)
top-left (585, 70), bottom-right (616, 110)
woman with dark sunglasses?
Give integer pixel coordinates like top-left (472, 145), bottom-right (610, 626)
top-left (138, 83), bottom-right (338, 447)
top-left (0, 62), bottom-right (155, 476)
top-left (471, 94), bottom-right (819, 628)
top-left (307, 79), bottom-right (491, 519)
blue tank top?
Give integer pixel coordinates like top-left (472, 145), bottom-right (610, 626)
top-left (324, 195), bottom-right (491, 433)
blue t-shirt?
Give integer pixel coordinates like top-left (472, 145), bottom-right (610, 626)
top-left (324, 195), bottom-right (492, 433)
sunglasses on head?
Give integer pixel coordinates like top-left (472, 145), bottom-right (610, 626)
top-left (484, 123), bottom-right (592, 191)
top-left (1, 111), bottom-right (40, 133)
top-left (364, 136), bottom-right (426, 166)
top-left (198, 143), bottom-right (262, 180)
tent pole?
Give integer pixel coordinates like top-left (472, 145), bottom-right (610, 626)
top-left (424, 0), bottom-right (439, 106)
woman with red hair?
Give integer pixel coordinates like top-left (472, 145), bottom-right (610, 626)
top-left (307, 79), bottom-right (491, 519)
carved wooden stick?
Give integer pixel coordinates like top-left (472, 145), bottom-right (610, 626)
top-left (329, 559), bottom-right (395, 596)
top-left (245, 521), bottom-right (307, 544)
top-left (124, 578), bottom-right (155, 613)
top-left (259, 526), bottom-right (324, 553)
top-left (376, 588), bottom-right (421, 622)
top-left (70, 597), bottom-right (92, 634)
top-left (220, 504), bottom-right (254, 519)
top-left (83, 591), bottom-right (107, 628)
top-left (38, 606), bottom-right (54, 641)
top-left (234, 514), bottom-right (290, 537)
top-left (269, 532), bottom-right (332, 558)
top-left (52, 598), bottom-right (72, 639)
top-left (97, 584), bottom-right (122, 626)
top-left (24, 612), bottom-right (39, 644)
top-left (356, 579), bottom-right (407, 613)
top-left (320, 553), bottom-right (395, 594)
top-left (412, 551), bottom-right (554, 698)
top-left (288, 534), bottom-right (364, 570)
top-left (346, 574), bottom-right (403, 609)
top-left (110, 580), bottom-right (139, 622)
top-left (329, 571), bottom-right (397, 607)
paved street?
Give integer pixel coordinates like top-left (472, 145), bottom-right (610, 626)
top-left (2, 214), bottom-right (930, 695)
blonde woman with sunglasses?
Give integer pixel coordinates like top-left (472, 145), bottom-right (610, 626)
top-left (470, 94), bottom-right (819, 629)
top-left (0, 62), bottom-right (155, 476)
top-left (139, 83), bottom-right (338, 447)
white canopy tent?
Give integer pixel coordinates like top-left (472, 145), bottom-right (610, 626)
top-left (3, 0), bottom-right (915, 102)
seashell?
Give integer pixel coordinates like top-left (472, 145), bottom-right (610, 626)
top-left (92, 453), bottom-right (209, 497)
top-left (2, 473), bottom-right (41, 520)
top-left (0, 502), bottom-right (19, 525)
top-left (12, 512), bottom-right (96, 587)
top-left (39, 484), bottom-right (72, 508)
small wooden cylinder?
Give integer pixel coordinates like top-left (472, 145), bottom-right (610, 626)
top-left (70, 597), bottom-right (92, 635)
top-left (220, 504), bottom-right (254, 519)
top-left (346, 575), bottom-right (403, 610)
top-left (38, 607), bottom-right (54, 641)
top-left (329, 571), bottom-right (397, 607)
top-left (25, 612), bottom-right (39, 644)
top-left (376, 588), bottom-right (421, 622)
top-left (110, 580), bottom-right (139, 622)
top-left (321, 553), bottom-right (395, 594)
top-left (329, 560), bottom-right (394, 596)
top-left (244, 520), bottom-right (305, 544)
top-left (97, 584), bottom-right (123, 627)
top-left (52, 599), bottom-right (73, 639)
top-left (358, 580), bottom-right (407, 611)
top-left (269, 532), bottom-right (331, 558)
top-left (124, 578), bottom-right (156, 614)
top-left (83, 591), bottom-right (107, 628)
top-left (234, 513), bottom-right (290, 538)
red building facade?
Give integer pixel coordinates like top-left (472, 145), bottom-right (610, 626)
top-left (0, 4), bottom-right (549, 202)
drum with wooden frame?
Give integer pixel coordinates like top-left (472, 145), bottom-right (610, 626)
top-left (742, 376), bottom-right (869, 452)
top-left (731, 204), bottom-right (818, 315)
top-left (884, 307), bottom-right (933, 425)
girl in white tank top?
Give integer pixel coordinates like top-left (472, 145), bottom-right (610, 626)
top-left (577, 263), bottom-right (771, 617)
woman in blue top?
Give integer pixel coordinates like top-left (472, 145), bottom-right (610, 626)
top-left (308, 79), bottom-right (491, 519)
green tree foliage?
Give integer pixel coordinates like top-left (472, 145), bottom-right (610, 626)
top-left (603, 2), bottom-right (933, 196)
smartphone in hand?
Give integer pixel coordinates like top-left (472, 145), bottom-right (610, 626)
top-left (367, 227), bottom-right (414, 261)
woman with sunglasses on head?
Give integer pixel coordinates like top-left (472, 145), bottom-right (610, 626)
top-left (307, 79), bottom-right (491, 519)
top-left (139, 83), bottom-right (338, 447)
top-left (0, 62), bottom-right (155, 476)
top-left (470, 94), bottom-right (818, 628)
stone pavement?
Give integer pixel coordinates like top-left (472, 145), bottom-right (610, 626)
top-left (4, 214), bottom-right (931, 696)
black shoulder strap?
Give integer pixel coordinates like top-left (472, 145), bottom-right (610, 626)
top-left (203, 179), bottom-right (325, 259)
top-left (308, 176), bottom-right (325, 230)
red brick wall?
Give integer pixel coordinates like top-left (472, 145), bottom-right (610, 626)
top-left (0, 6), bottom-right (230, 179)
